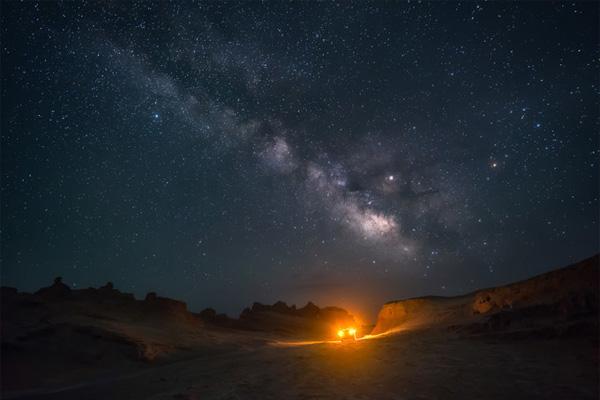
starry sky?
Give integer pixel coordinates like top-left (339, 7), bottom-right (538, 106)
top-left (2, 1), bottom-right (598, 320)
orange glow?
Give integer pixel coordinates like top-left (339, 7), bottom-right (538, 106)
top-left (270, 327), bottom-right (404, 347)
top-left (336, 327), bottom-right (358, 340)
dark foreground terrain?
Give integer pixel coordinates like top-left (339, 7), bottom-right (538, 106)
top-left (4, 329), bottom-right (598, 400)
top-left (2, 256), bottom-right (598, 399)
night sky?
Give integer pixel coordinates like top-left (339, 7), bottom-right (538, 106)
top-left (2, 1), bottom-right (598, 320)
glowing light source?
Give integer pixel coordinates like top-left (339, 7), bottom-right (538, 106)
top-left (337, 327), bottom-right (357, 340)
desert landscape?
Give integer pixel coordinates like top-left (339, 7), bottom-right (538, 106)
top-left (2, 255), bottom-right (598, 400)
top-left (2, 2), bottom-right (598, 399)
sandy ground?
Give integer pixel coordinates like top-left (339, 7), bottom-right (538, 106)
top-left (4, 329), bottom-right (597, 400)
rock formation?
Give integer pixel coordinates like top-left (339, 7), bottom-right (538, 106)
top-left (372, 255), bottom-right (599, 336)
top-left (34, 276), bottom-right (71, 299)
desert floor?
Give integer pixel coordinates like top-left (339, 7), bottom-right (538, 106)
top-left (4, 329), bottom-right (598, 400)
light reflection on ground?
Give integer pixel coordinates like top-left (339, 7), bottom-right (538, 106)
top-left (270, 328), bottom-right (404, 347)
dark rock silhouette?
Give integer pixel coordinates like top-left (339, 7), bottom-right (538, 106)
top-left (198, 307), bottom-right (217, 320)
top-left (196, 308), bottom-right (237, 327)
top-left (1, 275), bottom-right (357, 388)
top-left (2, 256), bottom-right (598, 395)
top-left (35, 276), bottom-right (71, 299)
top-left (296, 301), bottom-right (320, 318)
top-left (145, 292), bottom-right (158, 301)
top-left (237, 300), bottom-right (356, 336)
top-left (144, 292), bottom-right (188, 317)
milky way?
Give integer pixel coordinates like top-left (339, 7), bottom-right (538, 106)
top-left (2, 1), bottom-right (598, 318)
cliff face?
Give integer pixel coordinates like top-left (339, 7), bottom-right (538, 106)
top-left (472, 256), bottom-right (598, 315)
top-left (372, 296), bottom-right (472, 334)
top-left (372, 255), bottom-right (599, 335)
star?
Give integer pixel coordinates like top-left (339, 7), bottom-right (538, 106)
top-left (1, 0), bottom-right (596, 321)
